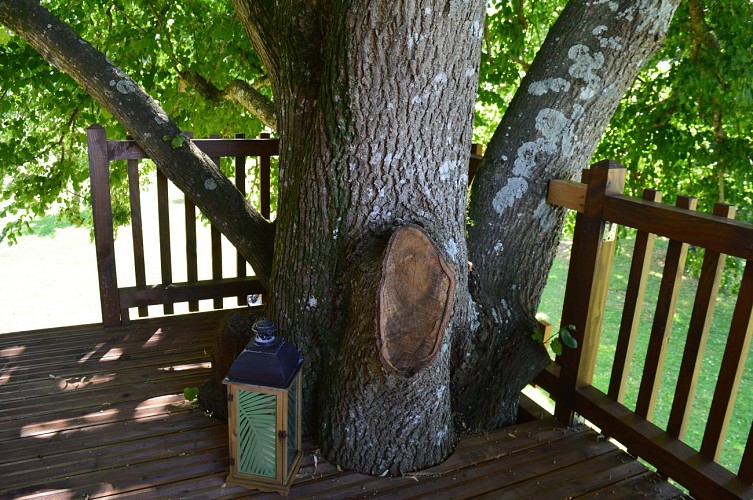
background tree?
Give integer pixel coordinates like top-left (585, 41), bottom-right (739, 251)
top-left (1, 0), bottom-right (682, 475)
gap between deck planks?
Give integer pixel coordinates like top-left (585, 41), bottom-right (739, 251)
top-left (0, 311), bottom-right (684, 499)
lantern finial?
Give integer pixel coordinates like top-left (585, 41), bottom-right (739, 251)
top-left (253, 317), bottom-right (278, 345)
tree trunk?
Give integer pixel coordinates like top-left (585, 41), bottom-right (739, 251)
top-left (234, 0), bottom-right (484, 473)
top-left (2, 0), bottom-right (681, 476)
top-left (453, 0), bottom-right (681, 430)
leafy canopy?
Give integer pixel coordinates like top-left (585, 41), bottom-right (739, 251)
top-left (1, 0), bottom-right (751, 244)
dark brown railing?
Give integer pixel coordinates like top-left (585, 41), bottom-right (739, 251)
top-left (87, 125), bottom-right (484, 327)
top-left (538, 161), bottom-right (753, 498)
top-left (87, 125), bottom-right (276, 326)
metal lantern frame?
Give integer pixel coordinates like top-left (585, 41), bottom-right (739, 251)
top-left (223, 319), bottom-right (303, 495)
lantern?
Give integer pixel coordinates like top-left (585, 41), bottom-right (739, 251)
top-left (223, 318), bottom-right (303, 495)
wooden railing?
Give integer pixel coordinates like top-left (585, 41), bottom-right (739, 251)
top-left (537, 160), bottom-right (753, 498)
top-left (87, 125), bottom-right (276, 326)
top-left (87, 125), bottom-right (485, 327)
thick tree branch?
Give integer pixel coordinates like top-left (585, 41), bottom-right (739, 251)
top-left (0, 0), bottom-right (275, 286)
top-left (178, 70), bottom-right (277, 130)
top-left (455, 0), bottom-right (681, 429)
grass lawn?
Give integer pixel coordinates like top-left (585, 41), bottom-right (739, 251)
top-left (538, 232), bottom-right (753, 474)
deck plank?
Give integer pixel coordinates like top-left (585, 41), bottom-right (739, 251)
top-left (0, 312), bottom-right (682, 499)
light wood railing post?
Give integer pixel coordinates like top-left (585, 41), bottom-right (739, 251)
top-left (87, 124), bottom-right (122, 327)
top-left (554, 161), bottom-right (625, 425)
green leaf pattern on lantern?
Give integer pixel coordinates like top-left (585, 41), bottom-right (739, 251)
top-left (237, 390), bottom-right (277, 478)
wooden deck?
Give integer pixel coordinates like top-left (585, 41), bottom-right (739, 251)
top-left (1, 312), bottom-right (684, 499)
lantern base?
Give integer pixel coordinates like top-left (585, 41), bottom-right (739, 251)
top-left (226, 450), bottom-right (303, 496)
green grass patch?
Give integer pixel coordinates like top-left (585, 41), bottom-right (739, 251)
top-left (538, 232), bottom-right (752, 473)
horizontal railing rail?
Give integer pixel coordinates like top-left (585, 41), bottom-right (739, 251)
top-left (538, 161), bottom-right (753, 498)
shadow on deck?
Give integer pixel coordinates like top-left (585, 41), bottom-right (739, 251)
top-left (0, 312), bottom-right (683, 499)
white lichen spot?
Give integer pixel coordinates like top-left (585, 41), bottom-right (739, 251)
top-left (307, 297), bottom-right (318, 309)
top-left (492, 177), bottom-right (528, 214)
top-left (154, 113), bottom-right (168, 125)
top-left (533, 199), bottom-right (558, 232)
top-left (501, 155), bottom-right (508, 162)
top-left (204, 178), bottom-right (218, 190)
top-left (528, 78), bottom-right (571, 96)
top-left (568, 44), bottom-right (604, 100)
top-left (47, 24), bottom-right (52, 29)
top-left (436, 425), bottom-right (448, 445)
top-left (439, 160), bottom-right (459, 182)
top-left (501, 299), bottom-right (512, 319)
top-left (472, 19), bottom-right (482, 39)
top-left (436, 385), bottom-right (446, 399)
top-left (445, 239), bottom-right (459, 260)
top-left (116, 79), bottom-right (136, 94)
top-left (491, 307), bottom-right (501, 324)
top-left (109, 80), bottom-right (116, 87)
top-left (494, 241), bottom-right (504, 254)
top-left (465, 67), bottom-right (475, 78)
top-left (469, 297), bottom-right (480, 332)
top-left (592, 0), bottom-right (618, 11)
top-left (433, 73), bottom-right (448, 86)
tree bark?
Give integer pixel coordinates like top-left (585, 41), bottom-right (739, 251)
top-left (235, 0), bottom-right (484, 473)
top-left (454, 0), bottom-right (681, 430)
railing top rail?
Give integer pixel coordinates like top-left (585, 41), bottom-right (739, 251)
top-left (106, 137), bottom-right (280, 161)
top-left (548, 179), bottom-right (753, 260)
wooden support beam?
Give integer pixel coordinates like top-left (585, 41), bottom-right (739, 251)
top-left (87, 125), bottom-right (122, 327)
top-left (554, 161), bottom-right (625, 425)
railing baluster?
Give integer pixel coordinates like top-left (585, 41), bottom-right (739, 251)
top-left (235, 133), bottom-right (247, 306)
top-left (667, 203), bottom-right (735, 439)
top-left (127, 158), bottom-right (148, 318)
top-left (701, 259), bottom-right (753, 460)
top-left (608, 188), bottom-right (661, 403)
top-left (87, 125), bottom-right (122, 326)
top-left (554, 161), bottom-right (625, 425)
top-left (209, 134), bottom-right (223, 309)
top-left (260, 132), bottom-right (271, 219)
top-left (180, 132), bottom-right (198, 312)
top-left (741, 423), bottom-right (753, 484)
top-left (156, 169), bottom-right (174, 315)
top-left (635, 195), bottom-right (696, 421)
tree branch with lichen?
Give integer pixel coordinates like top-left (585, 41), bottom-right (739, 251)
top-left (178, 71), bottom-right (277, 130)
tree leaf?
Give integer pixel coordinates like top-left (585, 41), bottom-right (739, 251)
top-left (560, 328), bottom-right (578, 349)
top-left (550, 338), bottom-right (563, 356)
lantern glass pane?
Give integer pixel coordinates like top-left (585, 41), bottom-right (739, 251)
top-left (237, 389), bottom-right (277, 478)
top-left (287, 376), bottom-right (298, 470)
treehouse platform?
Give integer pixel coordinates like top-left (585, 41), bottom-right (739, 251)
top-left (0, 310), bottom-right (683, 499)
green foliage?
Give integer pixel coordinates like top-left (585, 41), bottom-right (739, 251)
top-left (183, 386), bottom-right (199, 403)
top-left (595, 0), bottom-right (753, 223)
top-left (532, 323), bottom-right (577, 357)
top-left (2, 0), bottom-right (751, 249)
top-left (0, 0), bottom-right (268, 243)
top-left (473, 0), bottom-right (565, 144)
